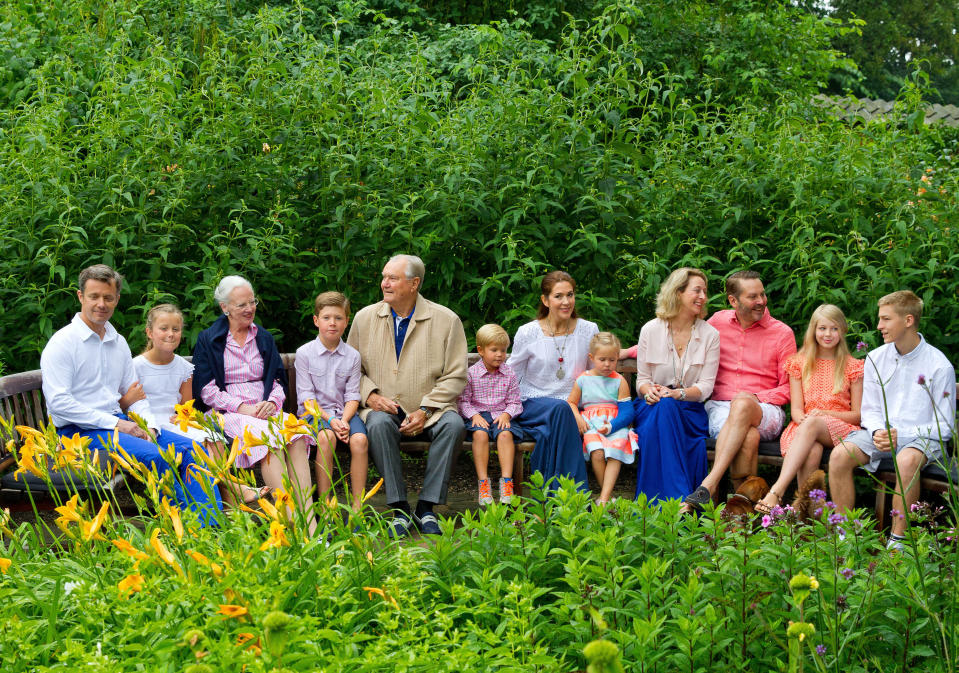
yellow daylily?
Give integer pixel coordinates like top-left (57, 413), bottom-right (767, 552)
top-left (225, 437), bottom-right (242, 467)
top-left (258, 497), bottom-right (280, 521)
top-left (363, 586), bottom-right (399, 609)
top-left (280, 414), bottom-right (309, 444)
top-left (149, 528), bottom-right (183, 577)
top-left (362, 478), bottom-right (384, 504)
top-left (0, 557), bottom-right (11, 574)
top-left (173, 400), bottom-right (203, 432)
top-left (241, 427), bottom-right (267, 457)
top-left (118, 573), bottom-right (144, 596)
top-left (157, 442), bottom-right (183, 470)
top-left (80, 500), bottom-right (110, 542)
top-left (54, 433), bottom-right (89, 469)
top-left (15, 425), bottom-right (46, 443)
top-left (0, 508), bottom-right (13, 537)
top-left (12, 437), bottom-right (45, 481)
top-left (259, 520), bottom-right (290, 551)
top-left (301, 399), bottom-right (321, 419)
top-left (159, 498), bottom-right (184, 542)
top-left (112, 538), bottom-right (149, 562)
top-left (218, 604), bottom-right (248, 618)
top-left (55, 494), bottom-right (84, 524)
top-left (272, 488), bottom-right (293, 514)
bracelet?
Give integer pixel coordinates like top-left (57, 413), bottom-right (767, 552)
top-left (679, 388), bottom-right (687, 401)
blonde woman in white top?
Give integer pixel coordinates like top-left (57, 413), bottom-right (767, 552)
top-left (622, 268), bottom-right (720, 503)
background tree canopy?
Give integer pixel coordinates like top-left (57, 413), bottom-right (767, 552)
top-left (0, 0), bottom-right (957, 372)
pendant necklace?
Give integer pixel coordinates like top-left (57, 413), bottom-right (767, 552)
top-left (668, 323), bottom-right (690, 388)
top-left (546, 319), bottom-right (571, 380)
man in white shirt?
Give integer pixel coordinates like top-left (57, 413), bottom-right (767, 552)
top-left (829, 291), bottom-right (955, 550)
top-left (40, 264), bottom-right (222, 521)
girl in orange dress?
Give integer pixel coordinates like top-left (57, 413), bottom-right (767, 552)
top-left (754, 304), bottom-right (864, 513)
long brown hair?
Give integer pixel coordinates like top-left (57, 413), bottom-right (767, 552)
top-left (536, 270), bottom-right (578, 320)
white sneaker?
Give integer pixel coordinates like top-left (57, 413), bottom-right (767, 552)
top-left (498, 477), bottom-right (514, 504)
top-left (478, 479), bottom-right (494, 506)
top-left (886, 537), bottom-right (905, 552)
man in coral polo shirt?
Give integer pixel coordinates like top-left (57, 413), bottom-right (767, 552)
top-left (683, 270), bottom-right (796, 510)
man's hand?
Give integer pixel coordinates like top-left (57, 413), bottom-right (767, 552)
top-left (493, 413), bottom-right (511, 430)
top-left (471, 414), bottom-right (490, 429)
top-left (874, 428), bottom-right (897, 451)
top-left (399, 409), bottom-right (427, 436)
top-left (330, 417), bottom-right (350, 442)
top-left (367, 392), bottom-right (399, 414)
top-left (116, 419), bottom-right (150, 441)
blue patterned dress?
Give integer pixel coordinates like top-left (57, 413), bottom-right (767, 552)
top-left (576, 372), bottom-right (637, 464)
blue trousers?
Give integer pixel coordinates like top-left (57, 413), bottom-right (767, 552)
top-left (57, 414), bottom-right (223, 524)
top-left (512, 397), bottom-right (589, 492)
top-left (632, 397), bottom-right (708, 503)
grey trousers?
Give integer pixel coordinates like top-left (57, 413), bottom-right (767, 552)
top-left (365, 409), bottom-right (465, 505)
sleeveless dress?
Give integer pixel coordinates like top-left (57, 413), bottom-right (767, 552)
top-left (779, 355), bottom-right (865, 455)
top-left (576, 372), bottom-right (637, 464)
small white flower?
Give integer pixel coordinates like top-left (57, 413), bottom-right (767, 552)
top-left (64, 581), bottom-right (81, 596)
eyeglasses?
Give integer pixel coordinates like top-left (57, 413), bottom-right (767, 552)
top-left (232, 299), bottom-right (259, 310)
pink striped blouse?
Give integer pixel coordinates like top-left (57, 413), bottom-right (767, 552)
top-left (200, 325), bottom-right (285, 411)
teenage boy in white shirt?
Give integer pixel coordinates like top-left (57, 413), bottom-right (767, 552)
top-left (829, 291), bottom-right (955, 550)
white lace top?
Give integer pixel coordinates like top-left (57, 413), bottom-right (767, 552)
top-left (508, 319), bottom-right (599, 400)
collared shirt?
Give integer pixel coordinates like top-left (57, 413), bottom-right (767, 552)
top-left (458, 360), bottom-right (523, 420)
top-left (200, 324), bottom-right (285, 412)
top-left (294, 337), bottom-right (362, 417)
top-left (391, 307), bottom-right (414, 361)
top-left (860, 335), bottom-right (956, 441)
top-left (707, 309), bottom-right (796, 405)
top-left (41, 314), bottom-right (157, 430)
top-left (632, 318), bottom-right (721, 399)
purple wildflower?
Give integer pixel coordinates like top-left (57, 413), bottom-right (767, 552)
top-left (761, 514), bottom-right (773, 528)
top-left (689, 607), bottom-right (695, 615)
top-left (770, 504), bottom-right (785, 518)
top-left (890, 508), bottom-right (901, 519)
top-left (825, 501), bottom-right (836, 510)
top-left (829, 512), bottom-right (846, 525)
top-left (809, 489), bottom-right (827, 501)
top-left (784, 504), bottom-right (795, 512)
top-left (816, 644), bottom-right (827, 656)
top-left (917, 374), bottom-right (926, 385)
top-left (841, 567), bottom-right (855, 579)
top-left (868, 561), bottom-right (877, 574)
top-left (838, 527), bottom-right (846, 540)
top-left (814, 507), bottom-right (823, 517)
top-left (855, 341), bottom-right (868, 353)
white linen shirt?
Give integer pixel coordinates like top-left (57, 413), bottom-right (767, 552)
top-left (508, 319), bottom-right (599, 401)
top-left (41, 314), bottom-right (157, 430)
top-left (860, 335), bottom-right (956, 443)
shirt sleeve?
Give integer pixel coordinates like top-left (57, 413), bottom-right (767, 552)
top-left (693, 328), bottom-right (721, 400)
top-left (634, 326), bottom-right (653, 389)
top-left (457, 372), bottom-right (479, 420)
top-left (623, 344), bottom-right (638, 359)
top-left (119, 348), bottom-right (157, 430)
top-left (267, 377), bottom-right (286, 410)
top-left (344, 351), bottom-right (362, 404)
top-left (41, 338), bottom-right (120, 430)
top-left (200, 378), bottom-right (244, 413)
top-left (346, 314), bottom-right (378, 406)
top-left (860, 353), bottom-right (885, 435)
top-left (294, 347), bottom-right (315, 414)
top-left (904, 363), bottom-right (956, 442)
top-left (755, 327), bottom-right (797, 406)
top-left (419, 315), bottom-right (468, 409)
top-left (504, 370), bottom-right (523, 419)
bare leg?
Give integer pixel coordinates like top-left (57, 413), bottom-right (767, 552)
top-left (828, 440), bottom-right (869, 513)
top-left (758, 417), bottom-right (831, 510)
top-left (797, 442), bottom-right (824, 489)
top-left (598, 458), bottom-right (622, 503)
top-left (701, 394), bottom-right (763, 495)
top-left (313, 429), bottom-right (337, 500)
top-left (890, 447), bottom-right (926, 537)
top-left (472, 430), bottom-right (490, 481)
top-left (349, 433), bottom-right (369, 511)
top-left (730, 428), bottom-right (760, 492)
top-left (285, 437), bottom-right (317, 536)
top-left (590, 450), bottom-right (607, 489)
top-left (497, 431), bottom-right (515, 480)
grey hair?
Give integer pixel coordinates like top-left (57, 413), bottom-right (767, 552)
top-left (389, 254), bottom-right (425, 284)
top-left (214, 275), bottom-right (254, 307)
top-left (79, 264), bottom-right (124, 294)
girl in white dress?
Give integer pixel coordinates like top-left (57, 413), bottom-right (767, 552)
top-left (130, 304), bottom-right (270, 507)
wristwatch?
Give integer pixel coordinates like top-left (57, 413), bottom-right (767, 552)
top-left (679, 388), bottom-right (687, 401)
top-left (419, 406), bottom-right (434, 419)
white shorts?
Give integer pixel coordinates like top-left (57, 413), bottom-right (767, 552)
top-left (842, 429), bottom-right (945, 473)
top-left (705, 400), bottom-right (785, 441)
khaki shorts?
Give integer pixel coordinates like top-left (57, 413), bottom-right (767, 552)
top-left (705, 400), bottom-right (785, 442)
top-left (842, 429), bottom-right (944, 473)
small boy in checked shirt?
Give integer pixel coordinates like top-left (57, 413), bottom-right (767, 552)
top-left (458, 324), bottom-right (528, 505)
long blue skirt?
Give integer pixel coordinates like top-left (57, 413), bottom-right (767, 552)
top-left (633, 397), bottom-right (708, 503)
top-left (513, 397), bottom-right (589, 492)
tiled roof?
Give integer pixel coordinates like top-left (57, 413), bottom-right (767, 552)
top-left (813, 94), bottom-right (959, 127)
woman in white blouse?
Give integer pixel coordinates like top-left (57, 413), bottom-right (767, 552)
top-left (508, 271), bottom-right (599, 491)
top-left (623, 268), bottom-right (720, 504)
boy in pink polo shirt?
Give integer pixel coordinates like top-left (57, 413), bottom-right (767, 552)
top-left (683, 270), bottom-right (796, 510)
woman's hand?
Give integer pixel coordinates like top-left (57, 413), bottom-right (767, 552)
top-left (643, 386), bottom-right (662, 405)
top-left (237, 402), bottom-right (276, 418)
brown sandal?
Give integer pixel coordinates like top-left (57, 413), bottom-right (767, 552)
top-left (753, 489), bottom-right (782, 515)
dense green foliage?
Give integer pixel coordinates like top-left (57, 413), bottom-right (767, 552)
top-left (0, 0), bottom-right (957, 371)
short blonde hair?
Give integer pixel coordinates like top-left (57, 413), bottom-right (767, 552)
top-left (476, 324), bottom-right (510, 349)
top-left (656, 268), bottom-right (708, 321)
top-left (589, 331), bottom-right (621, 355)
top-left (314, 291), bottom-right (350, 316)
top-left (878, 290), bottom-right (923, 324)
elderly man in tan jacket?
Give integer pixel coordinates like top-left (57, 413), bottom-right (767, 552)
top-left (347, 254), bottom-right (468, 538)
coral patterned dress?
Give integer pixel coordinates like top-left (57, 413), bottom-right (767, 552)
top-left (576, 372), bottom-right (638, 464)
top-left (779, 354), bottom-right (865, 455)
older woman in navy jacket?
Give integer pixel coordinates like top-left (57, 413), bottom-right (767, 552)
top-left (193, 275), bottom-right (315, 529)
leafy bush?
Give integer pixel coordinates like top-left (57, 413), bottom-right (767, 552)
top-left (0, 0), bottom-right (956, 373)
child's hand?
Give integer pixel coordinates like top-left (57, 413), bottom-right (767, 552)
top-left (597, 422), bottom-right (611, 435)
top-left (493, 413), bottom-right (511, 429)
top-left (119, 381), bottom-right (146, 410)
top-left (330, 418), bottom-right (350, 442)
top-left (575, 416), bottom-right (589, 435)
top-left (471, 414), bottom-right (490, 429)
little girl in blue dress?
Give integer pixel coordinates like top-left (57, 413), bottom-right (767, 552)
top-left (567, 332), bottom-right (637, 503)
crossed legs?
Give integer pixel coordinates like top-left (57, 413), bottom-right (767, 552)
top-left (756, 416), bottom-right (830, 510)
top-left (700, 394), bottom-right (763, 498)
